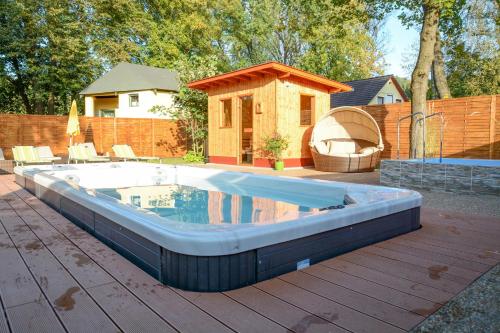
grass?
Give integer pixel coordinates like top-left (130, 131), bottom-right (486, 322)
top-left (147, 157), bottom-right (204, 165)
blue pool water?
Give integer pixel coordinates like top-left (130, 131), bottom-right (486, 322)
top-left (97, 184), bottom-right (345, 225)
top-left (409, 158), bottom-right (500, 167)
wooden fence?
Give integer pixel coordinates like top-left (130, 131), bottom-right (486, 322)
top-left (0, 115), bottom-right (187, 160)
top-left (361, 94), bottom-right (499, 160)
top-left (0, 94), bottom-right (498, 162)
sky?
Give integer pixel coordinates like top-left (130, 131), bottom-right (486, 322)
top-left (382, 12), bottom-right (420, 78)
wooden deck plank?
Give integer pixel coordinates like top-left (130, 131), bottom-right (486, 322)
top-left (302, 263), bottom-right (441, 316)
top-left (87, 282), bottom-right (177, 333)
top-left (362, 246), bottom-right (482, 281)
top-left (255, 278), bottom-right (405, 333)
top-left (399, 232), bottom-right (500, 263)
top-left (338, 251), bottom-right (467, 293)
top-left (412, 224), bottom-right (500, 251)
top-left (319, 258), bottom-right (454, 304)
top-left (0, 202), bottom-right (120, 333)
top-left (6, 301), bottom-right (65, 333)
top-left (421, 208), bottom-right (500, 234)
top-left (0, 300), bottom-right (9, 333)
top-left (374, 240), bottom-right (491, 273)
top-left (3, 195), bottom-right (115, 289)
top-left (279, 270), bottom-right (425, 329)
top-left (4, 180), bottom-right (234, 333)
top-left (0, 218), bottom-right (45, 307)
top-left (225, 285), bottom-right (348, 333)
top-left (387, 236), bottom-right (499, 266)
top-left (1, 174), bottom-right (498, 333)
top-left (178, 290), bottom-right (290, 333)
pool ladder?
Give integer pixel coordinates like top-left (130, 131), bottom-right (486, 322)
top-left (397, 112), bottom-right (444, 162)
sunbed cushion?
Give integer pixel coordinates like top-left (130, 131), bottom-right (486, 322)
top-left (326, 139), bottom-right (360, 154)
top-left (359, 147), bottom-right (378, 155)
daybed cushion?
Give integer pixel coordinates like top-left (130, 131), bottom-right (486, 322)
top-left (359, 147), bottom-right (378, 155)
top-left (326, 139), bottom-right (360, 154)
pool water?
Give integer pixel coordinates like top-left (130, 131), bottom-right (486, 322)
top-left (409, 158), bottom-right (500, 167)
top-left (97, 184), bottom-right (346, 225)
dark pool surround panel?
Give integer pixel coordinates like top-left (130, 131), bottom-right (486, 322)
top-left (17, 175), bottom-right (421, 292)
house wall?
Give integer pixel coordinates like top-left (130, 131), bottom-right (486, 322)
top-left (116, 90), bottom-right (175, 119)
top-left (206, 75), bottom-right (277, 165)
top-left (275, 78), bottom-right (331, 167)
top-left (369, 79), bottom-right (405, 105)
top-left (84, 90), bottom-right (176, 119)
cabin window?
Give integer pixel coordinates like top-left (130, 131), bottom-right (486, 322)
top-left (220, 98), bottom-right (232, 127)
top-left (377, 96), bottom-right (384, 104)
top-left (385, 94), bottom-right (394, 104)
top-left (396, 98), bottom-right (402, 103)
top-left (129, 94), bottom-right (139, 107)
top-left (300, 95), bottom-right (314, 126)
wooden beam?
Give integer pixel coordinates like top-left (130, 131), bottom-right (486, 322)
top-left (489, 95), bottom-right (496, 159)
top-left (278, 73), bottom-right (291, 79)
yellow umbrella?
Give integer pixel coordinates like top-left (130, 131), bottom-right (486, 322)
top-left (66, 100), bottom-right (80, 146)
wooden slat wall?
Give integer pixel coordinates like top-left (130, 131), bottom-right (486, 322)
top-left (359, 95), bottom-right (499, 159)
top-left (207, 75), bottom-right (277, 161)
top-left (0, 115), bottom-right (186, 159)
top-left (276, 78), bottom-right (331, 160)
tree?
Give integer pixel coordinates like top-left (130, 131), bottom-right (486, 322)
top-left (0, 0), bottom-right (148, 115)
top-left (149, 55), bottom-right (220, 158)
top-left (432, 31), bottom-right (451, 98)
top-left (444, 0), bottom-right (499, 97)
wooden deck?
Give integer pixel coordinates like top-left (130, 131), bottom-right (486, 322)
top-left (0, 174), bottom-right (498, 333)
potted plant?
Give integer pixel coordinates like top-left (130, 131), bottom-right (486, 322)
top-left (263, 133), bottom-right (289, 171)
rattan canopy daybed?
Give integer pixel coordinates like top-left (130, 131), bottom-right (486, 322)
top-left (309, 106), bottom-right (384, 172)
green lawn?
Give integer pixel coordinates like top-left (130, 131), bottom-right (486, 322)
top-left (147, 157), bottom-right (204, 165)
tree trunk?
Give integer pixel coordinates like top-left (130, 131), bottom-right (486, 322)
top-left (410, 3), bottom-right (440, 158)
top-left (47, 92), bottom-right (55, 115)
top-left (432, 31), bottom-right (451, 99)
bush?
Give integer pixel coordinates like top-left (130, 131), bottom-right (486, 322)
top-left (183, 150), bottom-right (205, 163)
top-left (262, 133), bottom-right (289, 161)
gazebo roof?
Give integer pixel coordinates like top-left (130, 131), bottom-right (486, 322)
top-left (188, 62), bottom-right (353, 93)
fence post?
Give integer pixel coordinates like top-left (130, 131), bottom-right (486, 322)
top-left (489, 95), bottom-right (497, 159)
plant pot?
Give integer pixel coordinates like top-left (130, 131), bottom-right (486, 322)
top-left (274, 160), bottom-right (284, 171)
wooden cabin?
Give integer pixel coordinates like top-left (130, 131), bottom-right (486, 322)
top-left (188, 62), bottom-right (352, 167)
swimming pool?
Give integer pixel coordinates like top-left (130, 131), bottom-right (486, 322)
top-left (409, 158), bottom-right (500, 167)
top-left (381, 158), bottom-right (500, 194)
top-left (15, 163), bottom-right (421, 291)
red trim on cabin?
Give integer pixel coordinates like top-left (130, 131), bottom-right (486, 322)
top-left (209, 156), bottom-right (237, 165)
top-left (253, 158), bottom-right (314, 168)
top-left (187, 61), bottom-right (352, 93)
top-left (253, 158), bottom-right (274, 168)
top-left (283, 158), bottom-right (314, 167)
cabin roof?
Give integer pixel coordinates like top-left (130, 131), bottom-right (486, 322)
top-left (188, 61), bottom-right (352, 93)
top-left (80, 62), bottom-right (179, 95)
top-left (330, 75), bottom-right (409, 107)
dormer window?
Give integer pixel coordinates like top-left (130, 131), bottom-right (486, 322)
top-left (129, 94), bottom-right (139, 107)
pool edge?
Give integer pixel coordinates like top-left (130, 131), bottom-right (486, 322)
top-left (17, 174), bottom-right (421, 292)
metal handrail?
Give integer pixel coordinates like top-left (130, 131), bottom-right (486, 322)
top-left (417, 112), bottom-right (445, 163)
top-left (397, 112), bottom-right (425, 160)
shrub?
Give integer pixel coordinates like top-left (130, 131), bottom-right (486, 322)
top-left (183, 150), bottom-right (205, 163)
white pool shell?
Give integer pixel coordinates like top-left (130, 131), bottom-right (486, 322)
top-left (15, 163), bottom-right (422, 291)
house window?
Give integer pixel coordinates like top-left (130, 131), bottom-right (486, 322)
top-left (129, 94), bottom-right (139, 107)
top-left (220, 99), bottom-right (232, 127)
top-left (377, 96), bottom-right (384, 104)
top-left (396, 99), bottom-right (402, 103)
top-left (385, 94), bottom-right (394, 104)
top-left (300, 95), bottom-right (314, 126)
top-left (95, 109), bottom-right (115, 117)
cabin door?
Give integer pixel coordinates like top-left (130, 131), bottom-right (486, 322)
top-left (239, 95), bottom-right (253, 165)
